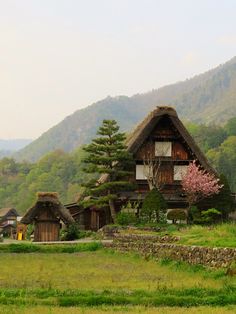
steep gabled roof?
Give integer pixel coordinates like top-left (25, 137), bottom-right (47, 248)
top-left (126, 106), bottom-right (215, 174)
top-left (0, 208), bottom-right (19, 218)
top-left (21, 192), bottom-right (74, 225)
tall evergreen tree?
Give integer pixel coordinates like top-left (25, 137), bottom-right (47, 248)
top-left (82, 120), bottom-right (134, 222)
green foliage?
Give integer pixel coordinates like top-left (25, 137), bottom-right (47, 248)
top-left (140, 188), bottom-right (167, 223)
top-left (0, 147), bottom-right (94, 213)
top-left (189, 206), bottom-right (201, 224)
top-left (207, 174), bottom-right (234, 218)
top-left (167, 209), bottom-right (187, 223)
top-left (201, 208), bottom-right (222, 224)
top-left (82, 119), bottom-right (134, 221)
top-left (60, 223), bottom-right (81, 241)
top-left (26, 224), bottom-right (34, 241)
top-left (116, 212), bottom-right (137, 226)
top-left (0, 242), bottom-right (102, 253)
top-left (225, 117), bottom-right (236, 136)
top-left (187, 123), bottom-right (227, 153)
top-left (207, 136), bottom-right (236, 191)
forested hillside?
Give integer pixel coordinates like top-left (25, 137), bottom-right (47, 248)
top-left (15, 56), bottom-right (236, 162)
top-left (0, 117), bottom-right (236, 214)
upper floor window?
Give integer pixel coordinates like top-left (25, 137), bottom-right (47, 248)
top-left (155, 141), bottom-right (172, 157)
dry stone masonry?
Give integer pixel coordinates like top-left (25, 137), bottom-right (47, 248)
top-left (107, 234), bottom-right (236, 268)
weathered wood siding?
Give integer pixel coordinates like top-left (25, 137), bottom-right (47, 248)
top-left (33, 206), bottom-right (60, 242)
top-left (34, 221), bottom-right (60, 242)
top-left (133, 116), bottom-right (191, 197)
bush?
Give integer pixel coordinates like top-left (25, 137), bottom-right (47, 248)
top-left (189, 205), bottom-right (202, 224)
top-left (140, 188), bottom-right (167, 223)
top-left (201, 208), bottom-right (222, 224)
top-left (26, 224), bottom-right (34, 241)
top-left (116, 212), bottom-right (137, 226)
top-left (167, 209), bottom-right (187, 224)
top-left (60, 223), bottom-right (81, 241)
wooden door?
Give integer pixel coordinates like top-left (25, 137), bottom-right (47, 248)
top-left (34, 221), bottom-right (60, 242)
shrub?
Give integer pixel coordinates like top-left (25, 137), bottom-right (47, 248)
top-left (60, 223), bottom-right (81, 241)
top-left (116, 212), bottom-right (137, 226)
top-left (189, 205), bottom-right (202, 224)
top-left (167, 209), bottom-right (187, 224)
top-left (26, 224), bottom-right (34, 241)
top-left (201, 208), bottom-right (222, 224)
top-left (140, 188), bottom-right (167, 223)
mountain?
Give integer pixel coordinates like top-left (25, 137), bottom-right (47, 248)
top-left (0, 139), bottom-right (32, 158)
top-left (15, 56), bottom-right (236, 162)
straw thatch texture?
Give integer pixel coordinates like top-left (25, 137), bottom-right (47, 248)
top-left (21, 192), bottom-right (74, 224)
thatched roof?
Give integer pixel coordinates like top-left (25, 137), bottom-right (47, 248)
top-left (0, 208), bottom-right (19, 218)
top-left (98, 105), bottom-right (216, 184)
top-left (126, 105), bottom-right (215, 173)
top-left (21, 192), bottom-right (75, 225)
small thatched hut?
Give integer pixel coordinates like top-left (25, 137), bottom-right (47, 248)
top-left (21, 192), bottom-right (74, 242)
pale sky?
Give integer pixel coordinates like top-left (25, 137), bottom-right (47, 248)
top-left (1, 0), bottom-right (236, 139)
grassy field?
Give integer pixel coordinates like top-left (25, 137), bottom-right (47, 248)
top-left (0, 248), bottom-right (235, 313)
top-left (0, 305), bottom-right (236, 314)
top-left (120, 223), bottom-right (236, 248)
top-left (0, 250), bottom-right (233, 290)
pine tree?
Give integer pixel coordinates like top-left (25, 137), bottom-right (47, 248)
top-left (82, 120), bottom-right (134, 222)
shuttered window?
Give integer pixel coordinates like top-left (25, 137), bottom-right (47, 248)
top-left (174, 165), bottom-right (188, 181)
top-left (155, 142), bottom-right (172, 157)
top-left (136, 164), bottom-right (150, 180)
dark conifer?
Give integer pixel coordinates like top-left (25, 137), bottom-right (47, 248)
top-left (82, 119), bottom-right (134, 222)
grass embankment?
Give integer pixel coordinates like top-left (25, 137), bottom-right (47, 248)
top-left (120, 223), bottom-right (236, 248)
top-left (166, 223), bottom-right (236, 247)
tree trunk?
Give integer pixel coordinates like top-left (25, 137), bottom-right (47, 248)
top-left (109, 199), bottom-right (116, 223)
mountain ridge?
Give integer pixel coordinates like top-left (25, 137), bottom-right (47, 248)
top-left (15, 56), bottom-right (236, 162)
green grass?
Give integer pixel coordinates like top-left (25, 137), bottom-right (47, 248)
top-left (0, 249), bottom-right (235, 312)
top-left (0, 242), bottom-right (102, 253)
top-left (120, 223), bottom-right (236, 248)
top-left (0, 305), bottom-right (235, 313)
top-left (0, 287), bottom-right (235, 307)
top-left (166, 223), bottom-right (236, 247)
top-left (0, 250), bottom-right (233, 290)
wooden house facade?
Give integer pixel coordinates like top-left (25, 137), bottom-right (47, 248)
top-left (21, 192), bottom-right (74, 242)
top-left (120, 106), bottom-right (216, 209)
top-left (94, 106), bottom-right (217, 227)
top-left (0, 207), bottom-right (19, 238)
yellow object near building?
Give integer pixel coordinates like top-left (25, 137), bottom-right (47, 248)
top-left (17, 232), bottom-right (23, 241)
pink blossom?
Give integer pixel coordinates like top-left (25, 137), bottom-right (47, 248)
top-left (182, 161), bottom-right (223, 206)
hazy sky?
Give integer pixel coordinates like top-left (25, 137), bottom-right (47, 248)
top-left (1, 0), bottom-right (236, 139)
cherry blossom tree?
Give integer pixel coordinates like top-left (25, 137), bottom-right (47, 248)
top-left (182, 160), bottom-right (223, 209)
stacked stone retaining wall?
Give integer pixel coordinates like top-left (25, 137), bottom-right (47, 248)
top-left (107, 234), bottom-right (236, 268)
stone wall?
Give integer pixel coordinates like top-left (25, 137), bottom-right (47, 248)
top-left (107, 234), bottom-right (236, 268)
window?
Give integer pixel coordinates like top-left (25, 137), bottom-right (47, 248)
top-left (136, 164), bottom-right (150, 180)
top-left (174, 165), bottom-right (188, 181)
top-left (155, 142), bottom-right (172, 157)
